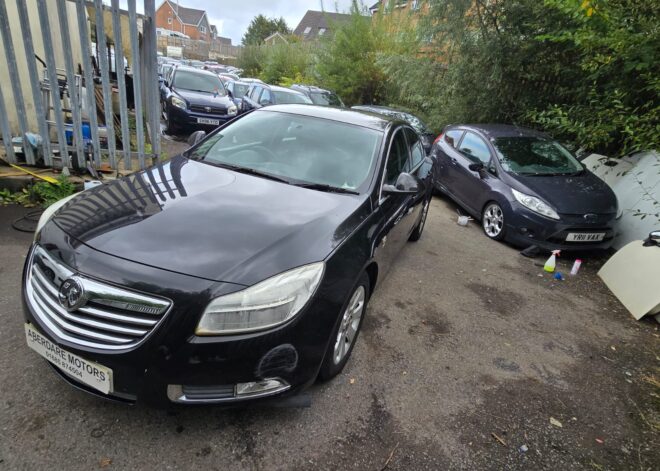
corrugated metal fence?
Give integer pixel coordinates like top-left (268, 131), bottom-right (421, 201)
top-left (0, 0), bottom-right (160, 172)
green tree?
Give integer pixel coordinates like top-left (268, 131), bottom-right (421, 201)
top-left (241, 15), bottom-right (291, 45)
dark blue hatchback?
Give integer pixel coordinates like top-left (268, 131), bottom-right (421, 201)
top-left (433, 124), bottom-right (620, 251)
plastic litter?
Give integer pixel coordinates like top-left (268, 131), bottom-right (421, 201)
top-left (570, 259), bottom-right (582, 276)
top-left (554, 272), bottom-right (564, 281)
top-left (544, 250), bottom-right (561, 273)
top-left (519, 444), bottom-right (529, 453)
top-left (457, 215), bottom-right (472, 226)
top-left (84, 180), bottom-right (103, 190)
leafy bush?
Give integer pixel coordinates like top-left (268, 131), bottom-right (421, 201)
top-left (33, 175), bottom-right (76, 207)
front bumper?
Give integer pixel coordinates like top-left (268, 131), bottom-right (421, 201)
top-left (167, 103), bottom-right (235, 130)
top-left (505, 202), bottom-right (617, 251)
top-left (21, 236), bottom-right (334, 407)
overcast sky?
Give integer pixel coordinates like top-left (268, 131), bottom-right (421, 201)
top-left (119, 1), bottom-right (358, 44)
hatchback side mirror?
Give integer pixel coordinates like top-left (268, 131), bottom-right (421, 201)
top-left (643, 230), bottom-right (660, 247)
top-left (164, 80), bottom-right (169, 88)
top-left (187, 130), bottom-right (206, 147)
top-left (383, 172), bottom-right (419, 195)
top-left (469, 162), bottom-right (485, 172)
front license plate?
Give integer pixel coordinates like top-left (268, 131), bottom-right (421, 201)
top-left (197, 117), bottom-right (219, 125)
top-left (25, 324), bottom-right (113, 394)
top-left (566, 232), bottom-right (605, 242)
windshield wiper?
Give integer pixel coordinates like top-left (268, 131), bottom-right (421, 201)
top-left (205, 162), bottom-right (292, 184)
top-left (294, 183), bottom-right (359, 195)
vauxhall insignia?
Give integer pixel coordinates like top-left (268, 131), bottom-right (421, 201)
top-left (58, 277), bottom-right (86, 311)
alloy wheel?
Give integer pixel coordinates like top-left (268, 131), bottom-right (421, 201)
top-left (483, 203), bottom-right (504, 238)
top-left (333, 285), bottom-right (366, 365)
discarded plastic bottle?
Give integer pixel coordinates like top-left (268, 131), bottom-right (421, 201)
top-left (570, 259), bottom-right (582, 276)
top-left (544, 250), bottom-right (561, 272)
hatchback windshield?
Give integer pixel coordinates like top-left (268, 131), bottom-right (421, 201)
top-left (273, 91), bottom-right (313, 105)
top-left (309, 91), bottom-right (343, 106)
top-left (493, 137), bottom-right (583, 175)
top-left (190, 111), bottom-right (381, 191)
top-left (173, 70), bottom-right (226, 95)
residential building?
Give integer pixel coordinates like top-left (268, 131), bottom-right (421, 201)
top-left (155, 0), bottom-right (212, 42)
top-left (292, 10), bottom-right (352, 41)
top-left (369, 0), bottom-right (427, 21)
top-left (264, 32), bottom-right (289, 46)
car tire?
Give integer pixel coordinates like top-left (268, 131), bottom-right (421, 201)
top-left (317, 273), bottom-right (370, 382)
top-left (409, 196), bottom-right (431, 242)
top-left (164, 110), bottom-right (179, 135)
top-left (482, 201), bottom-right (506, 241)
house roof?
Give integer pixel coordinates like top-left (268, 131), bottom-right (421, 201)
top-left (161, 0), bottom-right (205, 26)
top-left (264, 32), bottom-right (288, 44)
top-left (293, 10), bottom-right (352, 40)
top-left (210, 25), bottom-right (218, 34)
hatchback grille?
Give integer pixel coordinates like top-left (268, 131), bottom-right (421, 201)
top-left (189, 104), bottom-right (226, 114)
top-left (26, 245), bottom-right (171, 350)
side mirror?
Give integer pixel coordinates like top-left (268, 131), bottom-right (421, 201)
top-left (163, 80), bottom-right (169, 88)
top-left (468, 162), bottom-right (485, 172)
top-left (383, 172), bottom-right (419, 195)
top-left (445, 135), bottom-right (454, 147)
top-left (643, 230), bottom-right (660, 247)
top-left (187, 130), bottom-right (206, 147)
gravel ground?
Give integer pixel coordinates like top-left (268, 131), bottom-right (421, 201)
top-left (0, 194), bottom-right (658, 470)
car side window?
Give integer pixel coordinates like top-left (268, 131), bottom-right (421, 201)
top-left (260, 89), bottom-right (272, 105)
top-left (445, 129), bottom-right (463, 148)
top-left (458, 132), bottom-right (491, 164)
top-left (250, 86), bottom-right (262, 100)
top-left (404, 128), bottom-right (424, 169)
top-left (384, 129), bottom-right (411, 185)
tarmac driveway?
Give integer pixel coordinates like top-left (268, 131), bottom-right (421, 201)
top-left (0, 196), bottom-right (657, 470)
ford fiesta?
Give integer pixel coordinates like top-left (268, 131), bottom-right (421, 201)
top-left (22, 105), bottom-right (434, 406)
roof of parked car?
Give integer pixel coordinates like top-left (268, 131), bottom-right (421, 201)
top-left (173, 65), bottom-right (220, 78)
top-left (453, 124), bottom-right (548, 139)
top-left (264, 104), bottom-right (400, 131)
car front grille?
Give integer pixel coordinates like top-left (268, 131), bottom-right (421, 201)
top-left (25, 245), bottom-right (171, 350)
top-left (189, 104), bottom-right (226, 114)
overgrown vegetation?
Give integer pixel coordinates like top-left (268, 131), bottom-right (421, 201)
top-left (238, 0), bottom-right (659, 157)
top-left (0, 175), bottom-right (76, 208)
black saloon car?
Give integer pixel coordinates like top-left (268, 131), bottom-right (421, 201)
top-left (433, 124), bottom-right (619, 250)
top-left (23, 105), bottom-right (434, 405)
top-left (241, 84), bottom-right (312, 113)
top-left (161, 66), bottom-right (238, 134)
top-left (352, 105), bottom-right (437, 155)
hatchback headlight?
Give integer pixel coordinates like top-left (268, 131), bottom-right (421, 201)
top-left (511, 188), bottom-right (559, 220)
top-left (227, 104), bottom-right (238, 115)
top-left (196, 262), bottom-right (325, 335)
top-left (171, 96), bottom-right (186, 110)
top-left (34, 193), bottom-right (78, 239)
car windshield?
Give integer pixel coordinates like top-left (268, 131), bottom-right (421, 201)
top-left (309, 91), bottom-right (343, 106)
top-left (273, 91), bottom-right (313, 105)
top-left (173, 70), bottom-right (226, 95)
top-left (232, 84), bottom-right (250, 97)
top-left (189, 111), bottom-right (381, 191)
top-left (493, 137), bottom-right (583, 175)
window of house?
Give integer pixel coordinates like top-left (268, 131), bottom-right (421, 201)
top-left (199, 26), bottom-right (206, 33)
top-left (303, 26), bottom-right (312, 35)
top-left (412, 0), bottom-right (420, 10)
top-left (318, 28), bottom-right (326, 36)
top-left (167, 17), bottom-right (172, 24)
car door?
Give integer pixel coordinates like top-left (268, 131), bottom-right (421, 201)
top-left (258, 88), bottom-right (273, 107)
top-left (403, 127), bottom-right (430, 224)
top-left (373, 127), bottom-right (416, 277)
top-left (435, 129), bottom-right (464, 196)
top-left (241, 85), bottom-right (262, 112)
top-left (452, 131), bottom-right (496, 215)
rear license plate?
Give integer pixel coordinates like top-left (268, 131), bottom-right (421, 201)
top-left (197, 117), bottom-right (219, 125)
top-left (25, 324), bottom-right (113, 394)
top-left (566, 232), bottom-right (605, 242)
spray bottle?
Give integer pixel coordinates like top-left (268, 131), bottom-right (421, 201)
top-left (544, 250), bottom-right (561, 273)
top-left (570, 259), bottom-right (582, 276)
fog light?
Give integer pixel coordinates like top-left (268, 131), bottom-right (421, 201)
top-left (236, 378), bottom-right (289, 397)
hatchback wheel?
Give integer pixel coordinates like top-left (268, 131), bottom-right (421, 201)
top-left (318, 273), bottom-right (370, 381)
top-left (482, 202), bottom-right (506, 241)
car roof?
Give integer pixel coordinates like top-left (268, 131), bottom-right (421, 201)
top-left (292, 84), bottom-right (333, 93)
top-left (268, 85), bottom-right (306, 95)
top-left (260, 105), bottom-right (399, 131)
top-left (452, 124), bottom-right (548, 139)
top-left (173, 65), bottom-right (220, 78)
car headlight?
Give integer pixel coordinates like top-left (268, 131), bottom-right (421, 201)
top-left (171, 96), bottom-right (186, 110)
top-left (511, 188), bottom-right (559, 220)
top-left (34, 193), bottom-right (78, 239)
top-left (227, 104), bottom-right (237, 115)
top-left (195, 262), bottom-right (325, 335)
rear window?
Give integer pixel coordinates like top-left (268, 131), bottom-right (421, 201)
top-left (309, 91), bottom-right (343, 106)
top-left (273, 91), bottom-right (313, 105)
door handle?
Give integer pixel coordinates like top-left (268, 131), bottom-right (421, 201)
top-left (450, 157), bottom-right (458, 165)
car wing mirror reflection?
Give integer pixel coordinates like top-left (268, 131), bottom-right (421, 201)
top-left (643, 230), bottom-right (660, 247)
top-left (187, 130), bottom-right (207, 148)
top-left (383, 173), bottom-right (419, 195)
